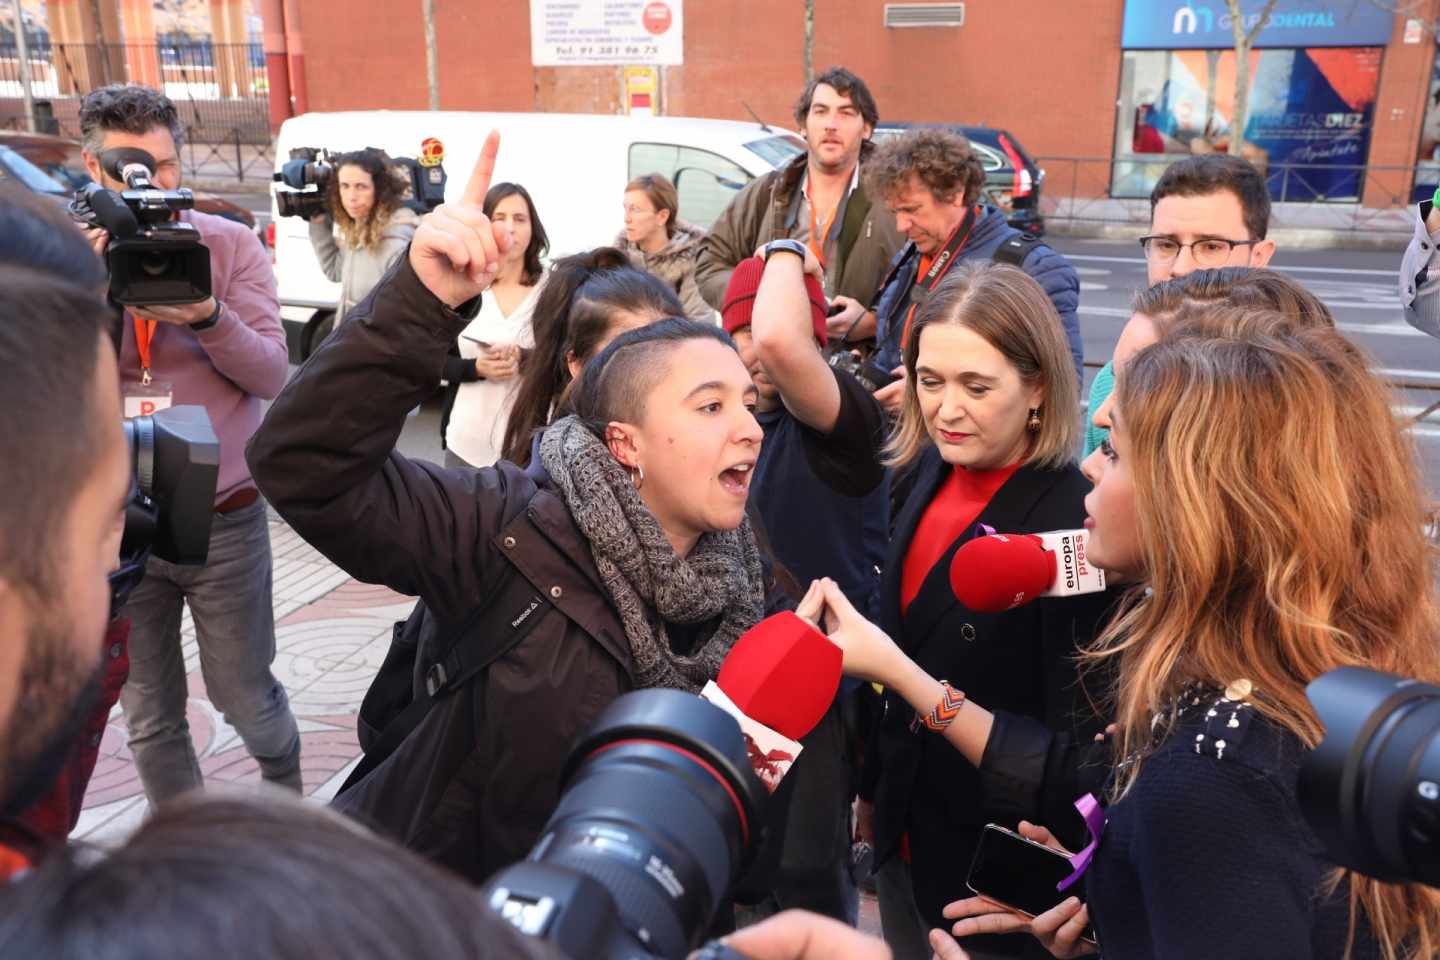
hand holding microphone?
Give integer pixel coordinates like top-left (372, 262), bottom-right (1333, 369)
top-left (949, 530), bottom-right (1106, 614)
top-left (797, 578), bottom-right (909, 688)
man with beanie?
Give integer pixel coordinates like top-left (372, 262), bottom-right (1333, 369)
top-left (722, 240), bottom-right (889, 925)
top-left (698, 67), bottom-right (903, 347)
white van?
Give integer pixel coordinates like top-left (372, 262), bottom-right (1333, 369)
top-left (271, 110), bottom-right (805, 359)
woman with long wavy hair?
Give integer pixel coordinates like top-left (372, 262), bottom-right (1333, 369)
top-left (933, 308), bottom-right (1440, 958)
top-left (308, 148), bottom-right (419, 327)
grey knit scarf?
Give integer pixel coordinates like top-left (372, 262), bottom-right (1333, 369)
top-left (539, 415), bottom-right (765, 691)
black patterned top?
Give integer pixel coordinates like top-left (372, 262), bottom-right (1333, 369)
top-left (1085, 683), bottom-right (1380, 959)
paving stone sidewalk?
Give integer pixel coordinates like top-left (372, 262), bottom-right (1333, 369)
top-left (74, 514), bottom-right (416, 844)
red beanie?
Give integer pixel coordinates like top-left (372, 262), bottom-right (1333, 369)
top-left (720, 256), bottom-right (829, 347)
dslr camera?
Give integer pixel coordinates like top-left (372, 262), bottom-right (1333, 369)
top-left (108, 405), bottom-right (220, 617)
top-left (69, 148), bottom-right (212, 305)
top-left (483, 689), bottom-right (767, 959)
top-left (828, 347), bottom-right (898, 394)
top-left (273, 141), bottom-right (449, 220)
top-left (1298, 666), bottom-right (1440, 889)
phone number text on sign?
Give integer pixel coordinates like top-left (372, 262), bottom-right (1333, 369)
top-left (531, 0), bottom-right (683, 66)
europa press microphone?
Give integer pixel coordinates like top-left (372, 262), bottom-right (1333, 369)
top-left (699, 611), bottom-right (843, 791)
top-left (949, 530), bottom-right (1107, 614)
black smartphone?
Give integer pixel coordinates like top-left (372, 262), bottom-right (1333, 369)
top-left (965, 823), bottom-right (1079, 919)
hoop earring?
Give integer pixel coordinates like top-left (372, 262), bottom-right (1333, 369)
top-left (1027, 408), bottom-right (1042, 432)
top-left (632, 464), bottom-right (645, 490)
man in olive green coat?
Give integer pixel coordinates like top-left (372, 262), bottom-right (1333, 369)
top-left (696, 67), bottom-right (903, 347)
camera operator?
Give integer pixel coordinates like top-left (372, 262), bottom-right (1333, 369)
top-left (0, 269), bottom-right (129, 879)
top-left (308, 147), bottom-right (421, 330)
top-left (76, 84), bottom-right (301, 806)
top-left (0, 188), bottom-right (139, 862)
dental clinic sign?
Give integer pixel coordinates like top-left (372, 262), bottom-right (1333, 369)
top-left (1122, 0), bottom-right (1393, 49)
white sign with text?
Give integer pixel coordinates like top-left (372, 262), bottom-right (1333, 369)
top-left (530, 0), bottom-right (683, 66)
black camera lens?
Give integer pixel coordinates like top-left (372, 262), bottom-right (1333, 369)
top-left (484, 689), bottom-right (767, 958)
top-left (1298, 666), bottom-right (1440, 887)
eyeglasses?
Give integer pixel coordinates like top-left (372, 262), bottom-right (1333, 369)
top-left (1139, 235), bottom-right (1257, 267)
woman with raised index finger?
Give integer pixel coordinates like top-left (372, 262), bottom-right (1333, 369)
top-left (247, 134), bottom-right (793, 886)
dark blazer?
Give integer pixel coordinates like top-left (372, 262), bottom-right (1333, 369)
top-left (867, 446), bottom-right (1115, 945)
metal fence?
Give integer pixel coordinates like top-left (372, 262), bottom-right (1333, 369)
top-left (1033, 156), bottom-right (1419, 233)
top-left (0, 40), bottom-right (269, 144)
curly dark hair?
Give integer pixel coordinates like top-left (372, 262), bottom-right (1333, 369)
top-left (793, 66), bottom-right (879, 131)
top-left (79, 84), bottom-right (185, 156)
top-left (864, 127), bottom-right (986, 208)
top-left (326, 148), bottom-right (410, 250)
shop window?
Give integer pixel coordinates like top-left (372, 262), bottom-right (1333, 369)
top-left (1113, 46), bottom-right (1381, 202)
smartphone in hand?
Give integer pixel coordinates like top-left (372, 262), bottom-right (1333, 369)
top-left (965, 823), bottom-right (1097, 945)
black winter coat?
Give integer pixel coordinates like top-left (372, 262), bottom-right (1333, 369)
top-left (864, 447), bottom-right (1116, 953)
top-left (246, 258), bottom-right (790, 884)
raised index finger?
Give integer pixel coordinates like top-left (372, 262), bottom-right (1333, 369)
top-left (461, 130), bottom-right (500, 207)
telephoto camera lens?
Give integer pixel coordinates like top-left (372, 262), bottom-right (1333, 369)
top-left (483, 688), bottom-right (768, 959)
top-left (1298, 666), bottom-right (1440, 888)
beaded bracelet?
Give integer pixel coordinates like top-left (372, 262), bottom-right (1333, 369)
top-left (911, 681), bottom-right (966, 734)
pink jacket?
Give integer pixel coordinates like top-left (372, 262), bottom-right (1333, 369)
top-left (117, 210), bottom-right (287, 504)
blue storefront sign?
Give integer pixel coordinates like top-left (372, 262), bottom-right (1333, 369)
top-left (1122, 1), bottom-right (1393, 50)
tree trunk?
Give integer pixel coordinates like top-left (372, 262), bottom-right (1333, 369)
top-left (423, 0), bottom-right (439, 111)
top-left (804, 0), bottom-right (814, 86)
top-left (1225, 0), bottom-right (1279, 156)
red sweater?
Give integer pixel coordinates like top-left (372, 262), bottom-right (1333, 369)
top-left (901, 462), bottom-right (1021, 613)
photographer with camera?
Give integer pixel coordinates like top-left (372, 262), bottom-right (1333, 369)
top-left (307, 147), bottom-right (421, 330)
top-left (0, 268), bottom-right (129, 879)
top-left (75, 84), bottom-right (301, 807)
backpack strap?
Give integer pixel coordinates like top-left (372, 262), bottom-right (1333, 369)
top-left (338, 551), bottom-right (553, 795)
top-left (991, 232), bottom-right (1047, 269)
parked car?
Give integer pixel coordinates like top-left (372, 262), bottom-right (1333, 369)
top-left (874, 123), bottom-right (1045, 235)
top-left (0, 130), bottom-right (259, 231)
top-left (0, 143), bottom-right (73, 203)
top-left (272, 110), bottom-right (806, 361)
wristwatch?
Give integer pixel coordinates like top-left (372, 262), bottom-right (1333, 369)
top-left (761, 238), bottom-right (808, 263)
top-left (188, 299), bottom-right (222, 331)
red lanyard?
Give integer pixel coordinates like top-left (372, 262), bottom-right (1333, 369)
top-left (133, 313), bottom-right (158, 385)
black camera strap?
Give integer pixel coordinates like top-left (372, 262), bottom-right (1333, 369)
top-left (903, 205), bottom-right (978, 329)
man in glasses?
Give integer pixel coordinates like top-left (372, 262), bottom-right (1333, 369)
top-left (1140, 154), bottom-right (1276, 283)
top-left (1082, 154), bottom-right (1276, 460)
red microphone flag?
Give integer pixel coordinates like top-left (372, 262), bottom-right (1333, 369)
top-left (716, 610), bottom-right (843, 741)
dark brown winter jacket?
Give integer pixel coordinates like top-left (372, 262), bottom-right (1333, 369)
top-left (246, 256), bottom-right (792, 883)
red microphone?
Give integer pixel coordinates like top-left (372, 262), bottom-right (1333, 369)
top-left (701, 611), bottom-right (843, 791)
top-left (950, 530), bottom-right (1107, 614)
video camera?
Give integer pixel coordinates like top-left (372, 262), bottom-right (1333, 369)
top-left (482, 689), bottom-right (767, 959)
top-left (1298, 667), bottom-right (1440, 889)
top-left (273, 140), bottom-right (449, 220)
top-left (68, 148), bottom-right (213, 306)
top-left (107, 405), bottom-right (220, 617)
